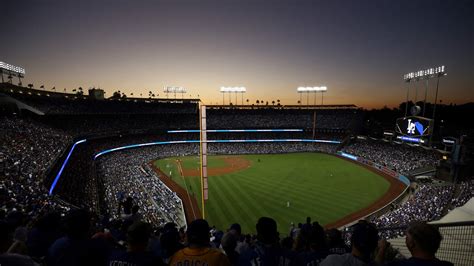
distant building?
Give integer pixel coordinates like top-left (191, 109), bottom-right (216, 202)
top-left (88, 88), bottom-right (105, 100)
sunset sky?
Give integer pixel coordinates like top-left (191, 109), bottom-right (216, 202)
top-left (1, 0), bottom-right (473, 108)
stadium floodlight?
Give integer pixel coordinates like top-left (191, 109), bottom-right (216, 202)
top-left (297, 86), bottom-right (327, 92)
top-left (220, 86), bottom-right (246, 92)
top-left (402, 65), bottom-right (447, 146)
top-left (297, 86), bottom-right (327, 106)
top-left (164, 86), bottom-right (187, 93)
top-left (220, 86), bottom-right (247, 105)
top-left (0, 61), bottom-right (26, 84)
top-left (0, 61), bottom-right (26, 75)
top-left (163, 86), bottom-right (187, 99)
top-left (403, 65), bottom-right (446, 82)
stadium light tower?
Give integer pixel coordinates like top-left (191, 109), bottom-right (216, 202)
top-left (403, 65), bottom-right (446, 145)
top-left (0, 61), bottom-right (25, 84)
top-left (164, 86), bottom-right (187, 99)
top-left (220, 87), bottom-right (246, 105)
top-left (297, 86), bottom-right (327, 106)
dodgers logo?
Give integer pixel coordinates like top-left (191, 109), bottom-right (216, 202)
top-left (407, 119), bottom-right (415, 134)
top-left (407, 119), bottom-right (424, 135)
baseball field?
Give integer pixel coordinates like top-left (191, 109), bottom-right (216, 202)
top-left (153, 152), bottom-right (395, 234)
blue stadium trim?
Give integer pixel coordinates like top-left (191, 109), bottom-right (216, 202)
top-left (49, 139), bottom-right (87, 195)
top-left (93, 139), bottom-right (341, 160)
top-left (167, 129), bottom-right (304, 133)
top-left (339, 152), bottom-right (358, 161)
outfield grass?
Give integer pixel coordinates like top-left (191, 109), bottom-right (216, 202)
top-left (154, 153), bottom-right (390, 234)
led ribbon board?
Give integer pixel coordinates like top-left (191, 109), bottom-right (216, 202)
top-left (396, 135), bottom-right (424, 144)
top-left (167, 129), bottom-right (304, 133)
top-left (94, 139), bottom-right (341, 160)
top-left (49, 139), bottom-right (87, 195)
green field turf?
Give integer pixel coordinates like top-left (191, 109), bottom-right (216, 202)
top-left (154, 153), bottom-right (390, 234)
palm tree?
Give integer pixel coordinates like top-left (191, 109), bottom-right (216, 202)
top-left (246, 99), bottom-right (249, 105)
top-left (256, 100), bottom-right (260, 105)
top-left (277, 99), bottom-right (280, 106)
top-left (272, 100), bottom-right (275, 105)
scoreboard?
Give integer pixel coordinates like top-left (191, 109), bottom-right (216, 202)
top-left (395, 116), bottom-right (433, 137)
top-left (395, 116), bottom-right (433, 144)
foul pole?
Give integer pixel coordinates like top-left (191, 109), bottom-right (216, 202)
top-left (199, 104), bottom-right (208, 219)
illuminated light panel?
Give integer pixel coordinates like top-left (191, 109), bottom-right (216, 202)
top-left (163, 86), bottom-right (187, 93)
top-left (220, 87), bottom-right (246, 92)
top-left (297, 86), bottom-right (327, 92)
top-left (403, 65), bottom-right (446, 81)
top-left (167, 129), bottom-right (304, 133)
top-left (0, 61), bottom-right (26, 75)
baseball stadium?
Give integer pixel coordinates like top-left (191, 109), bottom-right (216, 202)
top-left (1, 1), bottom-right (473, 265)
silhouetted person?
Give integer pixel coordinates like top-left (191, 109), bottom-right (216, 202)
top-left (295, 222), bottom-right (329, 265)
top-left (239, 217), bottom-right (295, 266)
top-left (108, 221), bottom-right (164, 266)
top-left (326, 228), bottom-right (350, 255)
top-left (47, 209), bottom-right (109, 266)
top-left (0, 220), bottom-right (38, 266)
top-left (388, 222), bottom-right (453, 266)
top-left (169, 219), bottom-right (230, 266)
top-left (320, 221), bottom-right (379, 265)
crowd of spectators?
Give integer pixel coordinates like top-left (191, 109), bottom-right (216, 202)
top-left (373, 184), bottom-right (455, 239)
top-left (0, 117), bottom-right (73, 219)
top-left (1, 208), bottom-right (454, 266)
top-left (450, 179), bottom-right (474, 208)
top-left (206, 108), bottom-right (361, 130)
top-left (97, 150), bottom-right (188, 228)
top-left (342, 139), bottom-right (440, 175)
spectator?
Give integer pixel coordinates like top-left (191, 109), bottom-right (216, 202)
top-left (221, 230), bottom-right (240, 265)
top-left (388, 222), bottom-right (453, 266)
top-left (326, 228), bottom-right (350, 255)
top-left (108, 221), bottom-right (164, 266)
top-left (169, 219), bottom-right (231, 266)
top-left (294, 222), bottom-right (329, 265)
top-left (47, 209), bottom-right (109, 266)
top-left (0, 220), bottom-right (39, 266)
top-left (320, 221), bottom-right (380, 265)
top-left (239, 217), bottom-right (295, 266)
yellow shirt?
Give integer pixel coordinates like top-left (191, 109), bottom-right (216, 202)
top-left (169, 247), bottom-right (231, 266)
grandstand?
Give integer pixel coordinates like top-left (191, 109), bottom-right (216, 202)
top-left (1, 82), bottom-right (473, 265)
